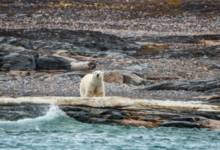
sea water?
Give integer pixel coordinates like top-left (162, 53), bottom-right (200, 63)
top-left (0, 105), bottom-right (220, 150)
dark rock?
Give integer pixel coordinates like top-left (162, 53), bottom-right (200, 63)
top-left (205, 88), bottom-right (220, 95)
top-left (137, 82), bottom-right (174, 91)
top-left (59, 106), bottom-right (82, 112)
top-left (172, 81), bottom-right (190, 90)
top-left (135, 79), bottom-right (220, 94)
top-left (15, 13), bottom-right (27, 17)
top-left (0, 105), bottom-right (50, 121)
top-left (210, 63), bottom-right (220, 69)
top-left (127, 34), bottom-right (220, 43)
top-left (7, 38), bottom-right (18, 45)
top-left (0, 37), bottom-right (5, 43)
top-left (0, 29), bottom-right (142, 53)
top-left (181, 2), bottom-right (220, 15)
top-left (171, 116), bottom-right (207, 122)
top-left (160, 121), bottom-right (200, 128)
top-left (137, 45), bottom-right (220, 59)
top-left (0, 14), bottom-right (7, 18)
top-left (36, 55), bottom-right (73, 71)
top-left (66, 111), bottom-right (119, 125)
top-left (205, 80), bottom-right (220, 90)
top-left (0, 76), bottom-right (13, 81)
top-left (0, 44), bottom-right (38, 71)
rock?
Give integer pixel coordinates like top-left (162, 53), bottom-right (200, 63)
top-left (0, 76), bottom-right (13, 81)
top-left (181, 2), bottom-right (220, 15)
top-left (138, 45), bottom-right (220, 59)
top-left (0, 105), bottom-right (50, 121)
top-left (104, 70), bottom-right (144, 78)
top-left (0, 14), bottom-right (7, 19)
top-left (0, 44), bottom-right (38, 71)
top-left (125, 64), bottom-right (145, 71)
top-left (160, 121), bottom-right (200, 128)
top-left (123, 73), bottom-right (145, 86)
top-left (135, 79), bottom-right (220, 94)
top-left (46, 72), bottom-right (85, 80)
top-left (127, 34), bottom-right (220, 43)
top-left (104, 72), bottom-right (123, 84)
top-left (205, 88), bottom-right (220, 95)
top-left (15, 13), bottom-right (27, 17)
top-left (103, 71), bottom-right (152, 86)
top-left (0, 37), bottom-right (5, 43)
top-left (1, 96), bottom-right (220, 130)
top-left (120, 119), bottom-right (158, 128)
top-left (199, 40), bottom-right (220, 47)
top-left (171, 116), bottom-right (207, 122)
top-left (9, 70), bottom-right (30, 76)
top-left (0, 29), bottom-right (142, 53)
top-left (71, 51), bottom-right (140, 64)
top-left (210, 63), bottom-right (220, 69)
top-left (36, 55), bottom-right (74, 71)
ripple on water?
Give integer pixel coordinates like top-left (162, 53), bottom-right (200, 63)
top-left (0, 105), bottom-right (220, 150)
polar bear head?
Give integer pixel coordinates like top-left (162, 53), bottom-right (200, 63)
top-left (93, 70), bottom-right (104, 79)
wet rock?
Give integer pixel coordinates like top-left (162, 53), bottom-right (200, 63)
top-left (171, 116), bottom-right (207, 122)
top-left (0, 44), bottom-right (38, 71)
top-left (0, 105), bottom-right (50, 121)
top-left (160, 121), bottom-right (200, 128)
top-left (120, 119), bottom-right (158, 128)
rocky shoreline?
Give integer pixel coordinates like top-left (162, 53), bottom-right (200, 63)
top-left (1, 97), bottom-right (220, 130)
top-left (0, 0), bottom-right (220, 129)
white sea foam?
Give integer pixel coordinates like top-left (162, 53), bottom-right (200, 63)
top-left (0, 105), bottom-right (67, 124)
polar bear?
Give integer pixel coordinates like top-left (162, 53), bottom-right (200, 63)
top-left (80, 70), bottom-right (105, 97)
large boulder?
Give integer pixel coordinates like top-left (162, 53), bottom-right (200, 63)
top-left (0, 44), bottom-right (38, 71)
top-left (36, 55), bottom-right (96, 71)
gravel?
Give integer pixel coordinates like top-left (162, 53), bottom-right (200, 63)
top-left (0, 72), bottom-right (204, 101)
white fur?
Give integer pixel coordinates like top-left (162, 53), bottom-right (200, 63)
top-left (80, 71), bottom-right (105, 97)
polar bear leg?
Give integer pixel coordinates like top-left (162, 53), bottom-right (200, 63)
top-left (85, 90), bottom-right (94, 97)
top-left (96, 92), bottom-right (105, 97)
top-left (80, 89), bottom-right (85, 97)
top-left (95, 87), bottom-right (105, 97)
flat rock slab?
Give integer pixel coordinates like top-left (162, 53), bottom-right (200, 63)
top-left (1, 96), bottom-right (220, 130)
top-left (0, 44), bottom-right (38, 71)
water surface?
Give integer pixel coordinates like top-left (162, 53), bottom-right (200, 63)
top-left (0, 106), bottom-right (219, 150)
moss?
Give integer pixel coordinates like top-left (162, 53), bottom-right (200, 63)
top-left (167, 1), bottom-right (183, 7)
top-left (142, 44), bottom-right (168, 53)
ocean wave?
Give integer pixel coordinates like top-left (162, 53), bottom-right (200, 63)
top-left (0, 105), bottom-right (67, 125)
